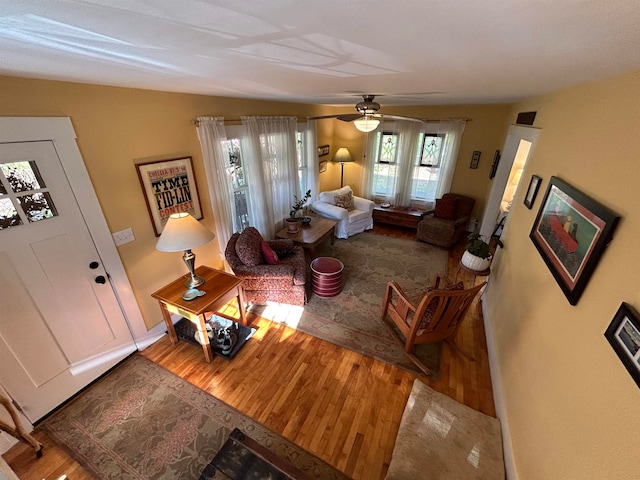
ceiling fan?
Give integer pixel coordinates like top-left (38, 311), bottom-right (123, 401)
top-left (308, 95), bottom-right (424, 132)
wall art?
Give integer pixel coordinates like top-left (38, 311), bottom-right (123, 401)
top-left (530, 176), bottom-right (619, 305)
top-left (136, 156), bottom-right (202, 236)
top-left (604, 302), bottom-right (640, 388)
top-left (524, 175), bottom-right (542, 209)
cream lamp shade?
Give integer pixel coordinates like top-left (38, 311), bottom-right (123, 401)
top-left (156, 212), bottom-right (215, 288)
top-left (331, 147), bottom-right (354, 188)
top-left (353, 115), bottom-right (380, 133)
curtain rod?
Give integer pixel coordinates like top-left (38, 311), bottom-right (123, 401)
top-left (192, 117), bottom-right (309, 126)
top-left (192, 117), bottom-right (470, 126)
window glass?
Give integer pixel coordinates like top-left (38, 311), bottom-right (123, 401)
top-left (0, 197), bottom-right (22, 229)
top-left (18, 192), bottom-right (57, 223)
top-left (0, 160), bottom-right (57, 230)
top-left (221, 138), bottom-right (251, 231)
top-left (1, 161), bottom-right (46, 192)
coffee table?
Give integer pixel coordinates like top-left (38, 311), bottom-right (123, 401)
top-left (276, 217), bottom-right (337, 255)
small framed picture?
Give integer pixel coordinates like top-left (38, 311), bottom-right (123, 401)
top-left (524, 175), bottom-right (542, 209)
top-left (318, 144), bottom-right (330, 157)
top-left (470, 150), bottom-right (481, 169)
top-left (319, 160), bottom-right (327, 173)
top-left (135, 156), bottom-right (203, 236)
top-left (605, 302), bottom-right (640, 388)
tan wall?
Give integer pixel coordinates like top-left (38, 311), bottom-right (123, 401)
top-left (485, 70), bottom-right (640, 479)
top-left (0, 75), bottom-right (332, 330)
top-left (0, 75), bottom-right (509, 331)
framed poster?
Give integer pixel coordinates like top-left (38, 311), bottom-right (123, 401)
top-left (604, 302), bottom-right (640, 388)
top-left (136, 156), bottom-right (203, 236)
top-left (529, 176), bottom-right (619, 305)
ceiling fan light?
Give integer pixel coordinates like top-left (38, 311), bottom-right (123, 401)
top-left (354, 116), bottom-right (380, 133)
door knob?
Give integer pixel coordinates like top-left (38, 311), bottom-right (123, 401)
top-left (89, 261), bottom-right (100, 269)
top-left (95, 275), bottom-right (106, 284)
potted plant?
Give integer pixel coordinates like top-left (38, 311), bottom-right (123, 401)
top-left (461, 233), bottom-right (504, 272)
top-left (285, 190), bottom-right (311, 233)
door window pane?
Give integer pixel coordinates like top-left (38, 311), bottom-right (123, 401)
top-left (0, 198), bottom-right (22, 229)
top-left (0, 161), bottom-right (46, 192)
top-left (18, 192), bottom-right (57, 223)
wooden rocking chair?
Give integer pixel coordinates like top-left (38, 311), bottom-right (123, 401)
top-left (381, 274), bottom-right (486, 376)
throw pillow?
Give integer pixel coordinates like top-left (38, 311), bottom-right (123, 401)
top-left (261, 239), bottom-right (279, 265)
top-left (418, 281), bottom-right (465, 331)
top-left (434, 197), bottom-right (459, 220)
top-left (334, 192), bottom-right (354, 211)
top-left (235, 227), bottom-right (264, 266)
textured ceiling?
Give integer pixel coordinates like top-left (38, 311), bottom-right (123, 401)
top-left (1, 0), bottom-right (640, 106)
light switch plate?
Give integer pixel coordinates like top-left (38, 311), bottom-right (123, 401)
top-left (112, 228), bottom-right (135, 246)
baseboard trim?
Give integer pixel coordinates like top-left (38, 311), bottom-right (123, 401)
top-left (482, 296), bottom-right (518, 480)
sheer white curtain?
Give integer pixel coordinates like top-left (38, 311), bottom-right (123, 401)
top-left (241, 116), bottom-right (299, 239)
top-left (434, 119), bottom-right (466, 198)
top-left (392, 120), bottom-right (423, 207)
top-left (360, 123), bottom-right (382, 199)
top-left (300, 119), bottom-right (320, 203)
top-left (195, 116), bottom-right (235, 256)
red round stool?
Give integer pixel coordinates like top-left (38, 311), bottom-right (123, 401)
top-left (310, 257), bottom-right (344, 298)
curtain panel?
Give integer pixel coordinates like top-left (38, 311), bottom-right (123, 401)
top-left (195, 116), bottom-right (235, 258)
top-left (241, 116), bottom-right (299, 239)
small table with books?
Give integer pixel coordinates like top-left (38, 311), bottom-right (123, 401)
top-left (151, 266), bottom-right (248, 363)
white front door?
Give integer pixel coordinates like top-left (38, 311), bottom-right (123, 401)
top-left (0, 141), bottom-right (136, 422)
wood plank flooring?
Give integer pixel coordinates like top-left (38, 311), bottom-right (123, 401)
top-left (3, 224), bottom-right (495, 480)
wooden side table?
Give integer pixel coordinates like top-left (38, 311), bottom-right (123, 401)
top-left (456, 263), bottom-right (491, 287)
top-left (151, 266), bottom-right (247, 363)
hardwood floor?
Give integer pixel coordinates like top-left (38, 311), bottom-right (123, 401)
top-left (3, 225), bottom-right (495, 480)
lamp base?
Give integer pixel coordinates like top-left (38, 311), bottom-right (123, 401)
top-left (185, 275), bottom-right (205, 289)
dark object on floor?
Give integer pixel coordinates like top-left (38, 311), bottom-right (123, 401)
top-left (174, 317), bottom-right (254, 360)
top-left (200, 428), bottom-right (315, 480)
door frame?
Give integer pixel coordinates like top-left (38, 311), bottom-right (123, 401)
top-left (0, 117), bottom-right (151, 345)
top-left (479, 125), bottom-right (540, 239)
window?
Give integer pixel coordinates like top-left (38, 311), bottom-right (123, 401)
top-left (0, 161), bottom-right (57, 230)
top-left (296, 131), bottom-right (308, 196)
top-left (412, 134), bottom-right (445, 202)
top-left (372, 132), bottom-right (399, 198)
top-left (221, 130), bottom-right (309, 232)
top-left (221, 138), bottom-right (252, 231)
top-left (370, 130), bottom-right (448, 204)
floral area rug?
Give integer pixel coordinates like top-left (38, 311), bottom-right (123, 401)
top-left (40, 355), bottom-right (349, 480)
top-left (252, 231), bottom-right (449, 376)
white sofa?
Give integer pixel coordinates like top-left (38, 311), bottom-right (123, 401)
top-left (312, 186), bottom-right (375, 239)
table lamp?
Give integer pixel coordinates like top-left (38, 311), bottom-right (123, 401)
top-left (156, 212), bottom-right (215, 288)
top-left (331, 147), bottom-right (354, 188)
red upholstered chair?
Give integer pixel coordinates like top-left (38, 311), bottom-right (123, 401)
top-left (416, 193), bottom-right (475, 248)
top-left (225, 227), bottom-right (306, 307)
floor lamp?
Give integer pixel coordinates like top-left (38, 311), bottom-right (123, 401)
top-left (331, 147), bottom-right (353, 188)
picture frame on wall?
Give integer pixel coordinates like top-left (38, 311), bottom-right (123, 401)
top-left (136, 156), bottom-right (203, 236)
top-left (524, 175), bottom-right (542, 209)
top-left (604, 302), bottom-right (640, 388)
top-left (318, 144), bottom-right (330, 157)
top-left (319, 160), bottom-right (328, 173)
top-left (529, 176), bottom-right (619, 305)
top-left (470, 150), bottom-right (481, 169)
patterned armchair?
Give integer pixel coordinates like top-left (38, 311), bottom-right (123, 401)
top-left (225, 227), bottom-right (306, 306)
top-left (416, 193), bottom-right (475, 248)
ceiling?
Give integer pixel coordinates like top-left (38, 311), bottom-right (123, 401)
top-left (2, 1), bottom-right (640, 107)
